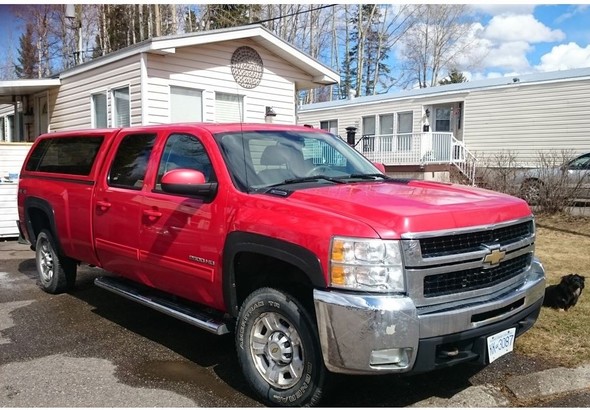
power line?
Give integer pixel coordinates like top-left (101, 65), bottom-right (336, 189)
top-left (248, 4), bottom-right (337, 26)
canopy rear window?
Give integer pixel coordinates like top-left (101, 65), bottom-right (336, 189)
top-left (25, 136), bottom-right (104, 176)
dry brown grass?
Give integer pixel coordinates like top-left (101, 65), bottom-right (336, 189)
top-left (515, 212), bottom-right (590, 367)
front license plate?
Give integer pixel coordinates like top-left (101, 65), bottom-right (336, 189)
top-left (487, 327), bottom-right (516, 363)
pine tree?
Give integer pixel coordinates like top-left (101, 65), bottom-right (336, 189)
top-left (439, 68), bottom-right (468, 85)
top-left (15, 23), bottom-right (38, 79)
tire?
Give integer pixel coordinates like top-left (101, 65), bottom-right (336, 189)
top-left (236, 287), bottom-right (326, 407)
top-left (520, 179), bottom-right (543, 205)
top-left (35, 229), bottom-right (77, 294)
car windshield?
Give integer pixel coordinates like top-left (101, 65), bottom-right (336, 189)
top-left (214, 130), bottom-right (383, 192)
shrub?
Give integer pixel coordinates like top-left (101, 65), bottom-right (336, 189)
top-left (473, 150), bottom-right (585, 214)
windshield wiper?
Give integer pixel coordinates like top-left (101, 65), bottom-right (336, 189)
top-left (263, 175), bottom-right (347, 189)
top-left (347, 173), bottom-right (389, 180)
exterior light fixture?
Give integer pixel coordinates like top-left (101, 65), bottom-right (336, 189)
top-left (425, 108), bottom-right (430, 117)
top-left (265, 106), bottom-right (277, 123)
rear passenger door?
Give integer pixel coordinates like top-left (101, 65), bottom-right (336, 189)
top-left (93, 132), bottom-right (156, 280)
top-left (139, 132), bottom-right (226, 308)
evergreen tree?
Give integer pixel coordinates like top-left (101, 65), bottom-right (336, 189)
top-left (15, 23), bottom-right (38, 79)
top-left (439, 68), bottom-right (468, 85)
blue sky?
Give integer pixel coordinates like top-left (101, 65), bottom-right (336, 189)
top-left (0, 4), bottom-right (589, 81)
top-left (456, 3), bottom-right (590, 79)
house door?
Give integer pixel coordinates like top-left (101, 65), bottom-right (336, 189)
top-left (432, 107), bottom-right (452, 161)
top-left (433, 107), bottom-right (451, 132)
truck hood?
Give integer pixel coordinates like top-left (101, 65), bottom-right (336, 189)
top-left (283, 180), bottom-right (532, 239)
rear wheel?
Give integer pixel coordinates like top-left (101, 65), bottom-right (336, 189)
top-left (236, 287), bottom-right (326, 406)
top-left (35, 229), bottom-right (77, 294)
top-left (520, 179), bottom-right (543, 205)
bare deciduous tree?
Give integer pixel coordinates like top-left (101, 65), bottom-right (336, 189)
top-left (400, 4), bottom-right (477, 88)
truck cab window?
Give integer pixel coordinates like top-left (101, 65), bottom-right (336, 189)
top-left (108, 133), bottom-right (156, 189)
top-left (155, 133), bottom-right (215, 190)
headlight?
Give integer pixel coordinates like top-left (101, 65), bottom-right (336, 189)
top-left (330, 237), bottom-right (405, 292)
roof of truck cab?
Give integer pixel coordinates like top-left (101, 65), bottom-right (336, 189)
top-left (37, 123), bottom-right (327, 140)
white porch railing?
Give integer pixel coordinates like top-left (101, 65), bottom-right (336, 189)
top-left (355, 132), bottom-right (477, 184)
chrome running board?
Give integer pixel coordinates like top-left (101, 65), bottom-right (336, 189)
top-left (94, 276), bottom-right (229, 335)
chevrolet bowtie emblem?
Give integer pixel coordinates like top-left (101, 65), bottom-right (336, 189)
top-left (484, 249), bottom-right (506, 265)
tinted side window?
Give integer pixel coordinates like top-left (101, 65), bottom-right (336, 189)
top-left (108, 133), bottom-right (156, 189)
top-left (155, 133), bottom-right (214, 190)
top-left (25, 136), bottom-right (104, 175)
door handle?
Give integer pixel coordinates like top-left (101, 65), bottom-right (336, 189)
top-left (96, 200), bottom-right (111, 211)
top-left (143, 209), bottom-right (162, 220)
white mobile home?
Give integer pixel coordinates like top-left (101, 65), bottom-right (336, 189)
top-left (297, 67), bottom-right (590, 182)
top-left (0, 25), bottom-right (339, 237)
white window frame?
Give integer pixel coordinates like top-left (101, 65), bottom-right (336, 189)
top-left (112, 86), bottom-right (130, 127)
top-left (320, 119), bottom-right (338, 135)
top-left (214, 92), bottom-right (244, 123)
top-left (397, 111), bottom-right (413, 152)
top-left (362, 115), bottom-right (376, 136)
top-left (170, 86), bottom-right (203, 123)
top-left (91, 92), bottom-right (108, 128)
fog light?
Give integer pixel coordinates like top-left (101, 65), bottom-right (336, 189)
top-left (370, 348), bottom-right (412, 366)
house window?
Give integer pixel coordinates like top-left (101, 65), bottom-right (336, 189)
top-left (113, 87), bottom-right (130, 127)
top-left (0, 117), bottom-right (4, 141)
top-left (215, 92), bottom-right (243, 122)
top-left (319, 119), bottom-right (338, 135)
top-left (435, 107), bottom-right (451, 132)
top-left (362, 116), bottom-right (375, 152)
top-left (362, 116), bottom-right (375, 136)
top-left (379, 114), bottom-right (394, 151)
top-left (92, 93), bottom-right (107, 128)
top-left (170, 86), bottom-right (202, 122)
top-left (397, 112), bottom-right (413, 151)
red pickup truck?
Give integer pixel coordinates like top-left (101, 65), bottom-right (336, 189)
top-left (17, 123), bottom-right (546, 406)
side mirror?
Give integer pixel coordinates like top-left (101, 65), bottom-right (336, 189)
top-left (373, 162), bottom-right (386, 174)
top-left (161, 169), bottom-right (217, 200)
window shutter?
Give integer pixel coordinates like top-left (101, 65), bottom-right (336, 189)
top-left (113, 87), bottom-right (130, 127)
top-left (170, 87), bottom-right (202, 122)
top-left (215, 93), bottom-right (243, 122)
top-left (93, 93), bottom-right (107, 128)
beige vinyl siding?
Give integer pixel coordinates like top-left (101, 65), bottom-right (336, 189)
top-left (0, 143), bottom-right (32, 237)
top-left (51, 56), bottom-right (142, 131)
top-left (464, 79), bottom-right (590, 165)
top-left (298, 99), bottom-right (420, 138)
top-left (145, 39), bottom-right (304, 124)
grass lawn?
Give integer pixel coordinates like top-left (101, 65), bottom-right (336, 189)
top-left (515, 212), bottom-right (590, 367)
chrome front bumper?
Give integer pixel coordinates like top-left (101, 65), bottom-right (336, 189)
top-left (313, 258), bottom-right (546, 375)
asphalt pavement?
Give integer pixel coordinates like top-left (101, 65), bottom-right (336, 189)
top-left (1, 238), bottom-right (589, 407)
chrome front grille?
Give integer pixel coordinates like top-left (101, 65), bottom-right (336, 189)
top-left (423, 253), bottom-right (532, 297)
top-left (401, 217), bottom-right (536, 307)
top-left (419, 220), bottom-right (534, 258)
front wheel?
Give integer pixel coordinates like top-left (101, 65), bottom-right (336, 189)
top-left (35, 229), bottom-right (77, 294)
top-left (236, 287), bottom-right (326, 407)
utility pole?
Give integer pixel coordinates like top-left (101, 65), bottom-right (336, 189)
top-left (65, 4), bottom-right (83, 65)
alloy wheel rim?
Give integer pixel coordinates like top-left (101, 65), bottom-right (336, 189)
top-left (249, 311), bottom-right (305, 389)
top-left (38, 239), bottom-right (54, 284)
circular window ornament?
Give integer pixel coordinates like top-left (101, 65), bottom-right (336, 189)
top-left (231, 46), bottom-right (263, 89)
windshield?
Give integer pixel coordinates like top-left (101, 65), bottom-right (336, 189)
top-left (215, 130), bottom-right (382, 192)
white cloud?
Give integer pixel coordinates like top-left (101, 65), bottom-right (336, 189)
top-left (535, 42), bottom-right (590, 71)
top-left (472, 4), bottom-right (536, 16)
top-left (483, 14), bottom-right (565, 43)
top-left (555, 5), bottom-right (589, 24)
top-left (484, 41), bottom-right (534, 71)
